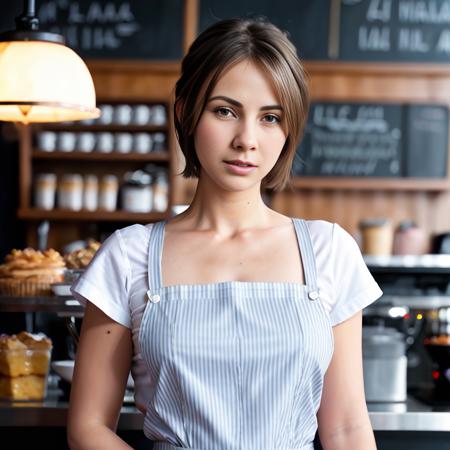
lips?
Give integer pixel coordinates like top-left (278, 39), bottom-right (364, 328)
top-left (223, 160), bottom-right (258, 176)
top-left (224, 159), bottom-right (257, 167)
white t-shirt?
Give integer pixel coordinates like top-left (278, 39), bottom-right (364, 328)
top-left (71, 219), bottom-right (382, 411)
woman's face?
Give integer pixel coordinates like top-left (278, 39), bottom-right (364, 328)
top-left (194, 60), bottom-right (287, 193)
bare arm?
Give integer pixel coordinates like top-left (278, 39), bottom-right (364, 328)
top-left (317, 311), bottom-right (377, 450)
top-left (67, 302), bottom-right (133, 450)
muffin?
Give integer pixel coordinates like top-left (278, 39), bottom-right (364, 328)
top-left (0, 248), bottom-right (65, 296)
top-left (0, 332), bottom-right (52, 400)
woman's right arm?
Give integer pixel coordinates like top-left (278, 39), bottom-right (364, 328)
top-left (67, 302), bottom-right (133, 450)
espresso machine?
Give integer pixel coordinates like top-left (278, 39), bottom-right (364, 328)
top-left (363, 255), bottom-right (450, 406)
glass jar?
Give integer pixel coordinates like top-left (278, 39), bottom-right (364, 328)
top-left (83, 174), bottom-right (98, 211)
top-left (35, 173), bottom-right (57, 210)
top-left (58, 174), bottom-right (83, 211)
top-left (152, 132), bottom-right (166, 152)
top-left (98, 175), bottom-right (118, 211)
top-left (359, 218), bottom-right (393, 256)
top-left (122, 171), bottom-right (153, 213)
top-left (393, 221), bottom-right (428, 255)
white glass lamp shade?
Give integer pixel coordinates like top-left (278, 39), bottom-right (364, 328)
top-left (0, 40), bottom-right (100, 123)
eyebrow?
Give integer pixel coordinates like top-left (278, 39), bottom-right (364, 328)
top-left (208, 95), bottom-right (283, 111)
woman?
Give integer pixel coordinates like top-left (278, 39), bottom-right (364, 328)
top-left (68, 18), bottom-right (382, 450)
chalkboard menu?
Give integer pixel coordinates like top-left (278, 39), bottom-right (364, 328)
top-left (340, 0), bottom-right (450, 62)
top-left (199, 0), bottom-right (450, 63)
top-left (406, 105), bottom-right (450, 177)
top-left (292, 102), bottom-right (449, 178)
top-left (1, 1), bottom-right (184, 60)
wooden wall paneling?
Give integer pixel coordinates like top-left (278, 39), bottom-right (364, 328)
top-left (183, 0), bottom-right (199, 54)
top-left (414, 192), bottom-right (431, 238)
top-left (432, 191), bottom-right (450, 233)
top-left (270, 62), bottom-right (450, 246)
top-left (292, 177), bottom-right (450, 191)
top-left (273, 188), bottom-right (450, 247)
top-left (88, 61), bottom-right (180, 101)
top-left (26, 223), bottom-right (86, 252)
top-left (306, 63), bottom-right (450, 104)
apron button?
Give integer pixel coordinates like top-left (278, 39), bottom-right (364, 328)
top-left (308, 290), bottom-right (319, 301)
top-left (146, 291), bottom-right (160, 303)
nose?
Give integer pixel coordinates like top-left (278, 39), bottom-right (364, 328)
top-left (232, 119), bottom-right (257, 151)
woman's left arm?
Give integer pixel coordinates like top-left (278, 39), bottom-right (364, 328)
top-left (317, 311), bottom-right (377, 450)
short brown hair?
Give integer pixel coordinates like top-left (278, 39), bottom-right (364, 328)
top-left (174, 18), bottom-right (310, 191)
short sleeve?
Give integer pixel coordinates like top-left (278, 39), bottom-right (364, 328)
top-left (329, 223), bottom-right (383, 326)
top-left (70, 230), bottom-right (132, 328)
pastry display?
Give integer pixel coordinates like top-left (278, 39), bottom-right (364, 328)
top-left (0, 332), bottom-right (52, 400)
top-left (64, 240), bottom-right (100, 269)
top-left (0, 375), bottom-right (47, 401)
top-left (0, 248), bottom-right (65, 296)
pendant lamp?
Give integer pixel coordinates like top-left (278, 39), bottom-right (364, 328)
top-left (0, 0), bottom-right (100, 123)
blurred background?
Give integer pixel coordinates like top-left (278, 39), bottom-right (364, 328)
top-left (2, 1), bottom-right (450, 449)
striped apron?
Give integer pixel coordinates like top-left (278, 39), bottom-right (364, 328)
top-left (139, 218), bottom-right (334, 450)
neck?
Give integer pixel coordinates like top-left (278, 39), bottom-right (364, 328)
top-left (177, 175), bottom-right (273, 237)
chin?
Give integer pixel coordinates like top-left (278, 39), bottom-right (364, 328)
top-left (198, 166), bottom-right (268, 193)
top-left (218, 177), bottom-right (262, 193)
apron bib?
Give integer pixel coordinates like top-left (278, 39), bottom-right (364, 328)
top-left (138, 219), bottom-right (333, 450)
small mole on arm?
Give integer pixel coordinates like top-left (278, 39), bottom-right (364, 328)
top-left (106, 330), bottom-right (111, 334)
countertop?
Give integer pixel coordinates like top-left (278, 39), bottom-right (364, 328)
top-left (0, 389), bottom-right (142, 429)
top-left (368, 395), bottom-right (450, 431)
top-left (1, 389), bottom-right (449, 431)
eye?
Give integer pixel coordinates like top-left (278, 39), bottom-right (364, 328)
top-left (213, 106), bottom-right (236, 118)
top-left (263, 114), bottom-right (281, 124)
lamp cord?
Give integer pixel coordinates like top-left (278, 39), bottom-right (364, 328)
top-left (16, 0), bottom-right (39, 31)
top-left (26, 0), bottom-right (36, 17)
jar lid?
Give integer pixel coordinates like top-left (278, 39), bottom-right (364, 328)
top-left (124, 170), bottom-right (152, 185)
top-left (36, 173), bottom-right (56, 181)
top-left (61, 174), bottom-right (83, 182)
top-left (359, 218), bottom-right (390, 228)
top-left (101, 174), bottom-right (118, 184)
top-left (397, 220), bottom-right (417, 231)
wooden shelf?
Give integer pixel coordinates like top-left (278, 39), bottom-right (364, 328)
top-left (305, 60), bottom-right (450, 76)
top-left (0, 296), bottom-right (83, 314)
top-left (32, 151), bottom-right (170, 162)
top-left (17, 208), bottom-right (168, 222)
top-left (291, 177), bottom-right (450, 191)
top-left (35, 124), bottom-right (167, 133)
